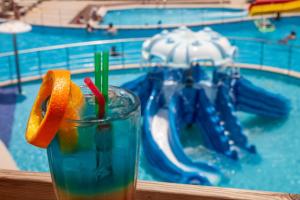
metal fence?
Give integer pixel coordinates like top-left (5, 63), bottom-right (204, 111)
top-left (230, 37), bottom-right (300, 72)
top-left (0, 36), bottom-right (299, 83)
top-left (0, 38), bottom-right (146, 82)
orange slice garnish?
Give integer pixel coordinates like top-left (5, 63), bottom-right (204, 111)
top-left (58, 82), bottom-right (85, 152)
top-left (26, 70), bottom-right (71, 148)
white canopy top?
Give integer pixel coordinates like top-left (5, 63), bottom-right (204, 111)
top-left (0, 20), bottom-right (32, 34)
top-left (142, 26), bottom-right (237, 68)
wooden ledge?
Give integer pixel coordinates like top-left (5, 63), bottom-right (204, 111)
top-left (0, 170), bottom-right (299, 200)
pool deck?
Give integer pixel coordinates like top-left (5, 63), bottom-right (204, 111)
top-left (0, 142), bottom-right (18, 170)
top-left (20, 0), bottom-right (300, 30)
top-left (21, 0), bottom-right (248, 28)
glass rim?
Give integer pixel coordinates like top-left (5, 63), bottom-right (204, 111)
top-left (65, 85), bottom-right (140, 126)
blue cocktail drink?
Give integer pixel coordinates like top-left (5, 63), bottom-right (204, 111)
top-left (46, 86), bottom-right (141, 200)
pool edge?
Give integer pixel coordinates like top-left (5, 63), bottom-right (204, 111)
top-left (1, 63), bottom-right (300, 88)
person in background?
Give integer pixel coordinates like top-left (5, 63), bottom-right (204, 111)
top-left (157, 20), bottom-right (162, 29)
top-left (107, 23), bottom-right (118, 35)
top-left (85, 23), bottom-right (94, 33)
top-left (90, 7), bottom-right (98, 21)
top-left (258, 19), bottom-right (273, 29)
top-left (110, 46), bottom-right (122, 57)
top-left (77, 16), bottom-right (85, 24)
top-left (279, 31), bottom-right (297, 44)
top-left (275, 12), bottom-right (281, 21)
top-left (86, 22), bottom-right (93, 33)
top-left (86, 17), bottom-right (97, 33)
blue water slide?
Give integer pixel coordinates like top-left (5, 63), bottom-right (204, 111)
top-left (168, 90), bottom-right (222, 185)
top-left (233, 77), bottom-right (290, 118)
top-left (195, 88), bottom-right (238, 159)
top-left (122, 74), bottom-right (150, 113)
top-left (215, 84), bottom-right (256, 153)
top-left (122, 69), bottom-right (164, 113)
top-left (143, 82), bottom-right (221, 185)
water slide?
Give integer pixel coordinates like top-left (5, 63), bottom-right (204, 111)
top-left (123, 67), bottom-right (290, 184)
top-left (233, 77), bottom-right (290, 118)
top-left (123, 68), bottom-right (222, 185)
top-left (212, 70), bottom-right (290, 118)
top-left (144, 84), bottom-right (221, 185)
top-left (215, 84), bottom-right (256, 153)
top-left (122, 68), bottom-right (179, 112)
top-left (122, 74), bottom-right (152, 113)
top-left (249, 0), bottom-right (300, 16)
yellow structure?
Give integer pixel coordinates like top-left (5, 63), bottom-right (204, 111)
top-left (249, 0), bottom-right (300, 16)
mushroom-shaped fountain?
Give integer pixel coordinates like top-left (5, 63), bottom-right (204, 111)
top-left (142, 26), bottom-right (236, 68)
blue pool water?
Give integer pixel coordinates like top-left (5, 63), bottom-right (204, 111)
top-left (0, 17), bottom-right (300, 83)
top-left (102, 8), bottom-right (247, 26)
top-left (1, 17), bottom-right (299, 53)
top-left (5, 68), bottom-right (300, 193)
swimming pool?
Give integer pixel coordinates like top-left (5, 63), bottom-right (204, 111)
top-left (102, 7), bottom-right (247, 26)
top-left (0, 17), bottom-right (299, 83)
top-left (4, 68), bottom-right (300, 194)
top-left (1, 17), bottom-right (299, 53)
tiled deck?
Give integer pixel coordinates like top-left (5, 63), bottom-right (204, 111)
top-left (21, 0), bottom-right (248, 27)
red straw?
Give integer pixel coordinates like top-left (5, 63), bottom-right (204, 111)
top-left (84, 77), bottom-right (106, 118)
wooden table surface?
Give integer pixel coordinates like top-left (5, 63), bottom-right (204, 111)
top-left (0, 170), bottom-right (299, 200)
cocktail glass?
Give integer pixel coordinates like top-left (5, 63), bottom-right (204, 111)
top-left (47, 86), bottom-right (141, 200)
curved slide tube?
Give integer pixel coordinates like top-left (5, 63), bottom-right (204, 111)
top-left (122, 69), bottom-right (164, 113)
top-left (143, 83), bottom-right (221, 185)
top-left (249, 0), bottom-right (300, 16)
top-left (168, 89), bottom-right (222, 185)
top-left (233, 77), bottom-right (290, 118)
top-left (122, 74), bottom-right (153, 113)
top-left (215, 84), bottom-right (256, 153)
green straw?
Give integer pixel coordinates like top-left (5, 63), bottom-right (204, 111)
top-left (94, 51), bottom-right (109, 117)
top-left (94, 52), bottom-right (102, 91)
top-left (93, 52), bottom-right (111, 175)
top-left (94, 52), bottom-right (102, 115)
top-left (102, 51), bottom-right (109, 102)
